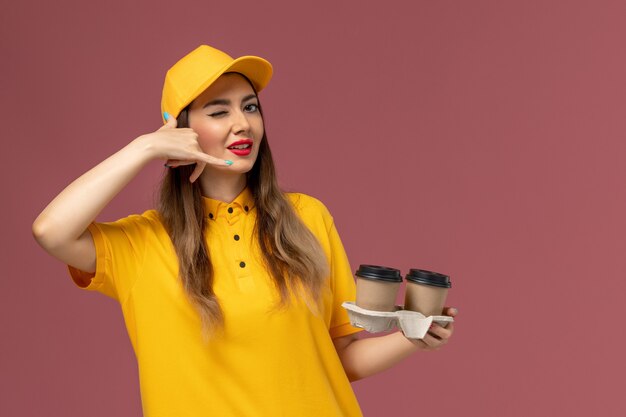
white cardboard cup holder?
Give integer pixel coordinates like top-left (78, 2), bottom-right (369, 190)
top-left (341, 301), bottom-right (454, 339)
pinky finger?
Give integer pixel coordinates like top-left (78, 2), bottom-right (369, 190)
top-left (165, 160), bottom-right (194, 168)
top-left (190, 161), bottom-right (206, 183)
top-left (421, 333), bottom-right (442, 349)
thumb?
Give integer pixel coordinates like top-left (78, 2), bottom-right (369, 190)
top-left (443, 306), bottom-right (458, 317)
top-left (161, 111), bottom-right (177, 128)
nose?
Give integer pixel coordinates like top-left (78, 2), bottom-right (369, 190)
top-left (231, 108), bottom-right (251, 135)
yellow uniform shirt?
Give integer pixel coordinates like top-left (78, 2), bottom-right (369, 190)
top-left (68, 188), bottom-right (365, 417)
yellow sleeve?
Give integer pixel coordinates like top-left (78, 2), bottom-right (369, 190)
top-left (67, 214), bottom-right (149, 303)
top-left (326, 218), bottom-right (365, 339)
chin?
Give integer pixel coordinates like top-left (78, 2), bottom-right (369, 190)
top-left (229, 159), bottom-right (256, 174)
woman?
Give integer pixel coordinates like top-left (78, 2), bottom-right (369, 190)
top-left (32, 45), bottom-right (457, 417)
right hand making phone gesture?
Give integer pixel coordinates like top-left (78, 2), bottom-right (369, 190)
top-left (140, 113), bottom-right (232, 183)
top-left (32, 112), bottom-right (233, 272)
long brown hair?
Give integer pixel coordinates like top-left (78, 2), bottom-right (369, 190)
top-left (157, 74), bottom-right (329, 340)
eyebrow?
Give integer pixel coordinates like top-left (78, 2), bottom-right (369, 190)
top-left (202, 94), bottom-right (257, 109)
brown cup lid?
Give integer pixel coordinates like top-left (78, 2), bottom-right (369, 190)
top-left (405, 269), bottom-right (451, 288)
top-left (355, 264), bottom-right (402, 283)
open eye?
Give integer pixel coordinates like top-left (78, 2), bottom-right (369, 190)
top-left (244, 103), bottom-right (259, 113)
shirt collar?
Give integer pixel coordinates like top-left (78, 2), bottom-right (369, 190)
top-left (201, 186), bottom-right (255, 220)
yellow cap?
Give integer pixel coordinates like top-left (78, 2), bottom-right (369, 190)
top-left (160, 45), bottom-right (273, 123)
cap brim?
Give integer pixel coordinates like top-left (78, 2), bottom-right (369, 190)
top-left (164, 55), bottom-right (273, 123)
top-left (227, 55), bottom-right (273, 93)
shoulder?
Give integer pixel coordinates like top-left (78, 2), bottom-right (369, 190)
top-left (99, 209), bottom-right (165, 236)
top-left (285, 192), bottom-right (334, 230)
top-left (140, 209), bottom-right (165, 226)
top-left (108, 209), bottom-right (161, 225)
top-left (286, 192), bottom-right (332, 217)
top-left (94, 209), bottom-right (172, 253)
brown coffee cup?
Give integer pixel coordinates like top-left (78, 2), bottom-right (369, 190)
top-left (404, 269), bottom-right (451, 317)
top-left (355, 265), bottom-right (402, 312)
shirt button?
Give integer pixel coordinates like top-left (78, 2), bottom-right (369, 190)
top-left (208, 213), bottom-right (214, 219)
top-left (234, 234), bottom-right (240, 241)
top-left (228, 207), bottom-right (233, 214)
top-left (239, 261), bottom-right (246, 268)
top-left (244, 205), bottom-right (249, 212)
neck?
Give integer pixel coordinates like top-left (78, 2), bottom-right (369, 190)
top-left (198, 170), bottom-right (247, 203)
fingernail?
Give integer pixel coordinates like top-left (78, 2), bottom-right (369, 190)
top-left (163, 111), bottom-right (169, 121)
top-left (225, 160), bottom-right (233, 166)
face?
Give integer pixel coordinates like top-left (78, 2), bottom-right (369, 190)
top-left (187, 73), bottom-right (264, 176)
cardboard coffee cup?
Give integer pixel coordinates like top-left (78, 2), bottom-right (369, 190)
top-left (404, 269), bottom-right (451, 317)
top-left (355, 265), bottom-right (402, 312)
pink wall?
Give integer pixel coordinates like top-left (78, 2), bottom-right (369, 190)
top-left (3, 0), bottom-right (625, 415)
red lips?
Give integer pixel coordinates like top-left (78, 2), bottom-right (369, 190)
top-left (227, 139), bottom-right (253, 149)
top-left (226, 139), bottom-right (253, 157)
